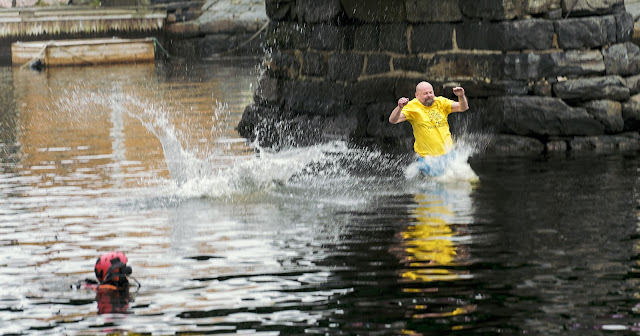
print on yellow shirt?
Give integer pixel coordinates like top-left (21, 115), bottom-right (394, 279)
top-left (401, 96), bottom-right (454, 157)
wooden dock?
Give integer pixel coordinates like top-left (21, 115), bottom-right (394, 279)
top-left (0, 7), bottom-right (166, 38)
top-left (11, 37), bottom-right (155, 66)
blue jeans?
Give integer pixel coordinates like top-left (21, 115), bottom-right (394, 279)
top-left (416, 151), bottom-right (458, 177)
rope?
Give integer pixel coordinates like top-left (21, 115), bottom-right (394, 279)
top-left (55, 44), bottom-right (96, 65)
top-left (152, 36), bottom-right (171, 58)
top-left (20, 41), bottom-right (97, 69)
top-left (19, 41), bottom-right (51, 69)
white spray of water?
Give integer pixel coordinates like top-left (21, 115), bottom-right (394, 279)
top-left (404, 140), bottom-right (480, 184)
top-left (56, 88), bottom-right (482, 201)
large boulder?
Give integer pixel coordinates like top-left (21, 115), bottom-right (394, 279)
top-left (553, 75), bottom-right (630, 101)
top-left (554, 15), bottom-right (616, 49)
top-left (603, 42), bottom-right (640, 76)
top-left (490, 96), bottom-right (605, 136)
top-left (580, 100), bottom-right (624, 133)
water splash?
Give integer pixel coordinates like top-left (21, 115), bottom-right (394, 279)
top-left (404, 140), bottom-right (480, 183)
top-left (54, 87), bottom-right (481, 202)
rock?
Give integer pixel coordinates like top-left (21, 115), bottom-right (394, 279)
top-left (294, 0), bottom-right (342, 23)
top-left (322, 114), bottom-right (359, 141)
top-left (554, 15), bottom-right (616, 49)
top-left (302, 52), bottom-right (327, 77)
top-left (621, 93), bottom-right (640, 131)
top-left (265, 0), bottom-right (294, 21)
top-left (265, 22), bottom-right (309, 50)
top-left (354, 25), bottom-right (380, 51)
top-left (327, 52), bottom-right (365, 81)
top-left (310, 24), bottom-right (347, 50)
top-left (356, 24), bottom-right (409, 53)
top-left (365, 54), bottom-right (391, 75)
top-left (633, 22), bottom-right (640, 47)
top-left (340, 0), bottom-right (407, 23)
top-left (553, 75), bottom-right (630, 101)
top-left (546, 139), bottom-right (568, 152)
top-left (526, 0), bottom-right (561, 15)
top-left (625, 74), bottom-right (640, 95)
top-left (282, 79), bottom-right (346, 115)
top-left (237, 105), bottom-right (287, 147)
top-left (427, 53), bottom-right (504, 81)
top-left (263, 51), bottom-right (300, 79)
top-left (254, 76), bottom-right (281, 106)
top-left (367, 102), bottom-right (413, 138)
top-left (393, 55), bottom-right (429, 73)
top-left (569, 134), bottom-right (639, 152)
top-left (603, 42), bottom-right (640, 76)
top-left (166, 22), bottom-right (201, 37)
top-left (563, 0), bottom-right (624, 17)
top-left (459, 0), bottom-right (523, 20)
top-left (411, 24), bottom-right (454, 53)
top-left (580, 100), bottom-right (624, 133)
top-left (456, 19), bottom-right (554, 51)
top-left (199, 0), bottom-right (267, 32)
top-left (615, 12), bottom-right (634, 43)
top-left (405, 0), bottom-right (462, 22)
top-left (485, 135), bottom-right (545, 156)
top-left (617, 132), bottom-right (640, 150)
top-left (490, 95), bottom-right (605, 136)
top-left (442, 80), bottom-right (529, 98)
top-left (570, 136), bottom-right (618, 152)
top-left (533, 79), bottom-right (553, 96)
top-left (541, 50), bottom-right (605, 78)
top-left (379, 24), bottom-right (409, 53)
top-left (504, 50), bottom-right (605, 80)
top-left (346, 78), bottom-right (398, 104)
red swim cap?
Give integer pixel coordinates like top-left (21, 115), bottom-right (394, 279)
top-left (94, 251), bottom-right (132, 285)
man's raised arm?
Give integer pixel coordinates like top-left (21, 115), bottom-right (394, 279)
top-left (451, 87), bottom-right (469, 113)
top-left (389, 97), bottom-right (409, 124)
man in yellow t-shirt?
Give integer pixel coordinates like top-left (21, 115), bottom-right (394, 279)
top-left (388, 81), bottom-right (469, 176)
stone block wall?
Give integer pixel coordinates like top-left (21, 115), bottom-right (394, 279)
top-left (238, 0), bottom-right (640, 155)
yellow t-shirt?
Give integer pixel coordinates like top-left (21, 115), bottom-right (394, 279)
top-left (401, 96), bottom-right (454, 157)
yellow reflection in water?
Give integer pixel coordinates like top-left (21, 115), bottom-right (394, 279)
top-left (401, 193), bottom-right (462, 282)
top-left (398, 185), bottom-right (476, 331)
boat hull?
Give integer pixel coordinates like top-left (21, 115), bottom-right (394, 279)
top-left (11, 37), bottom-right (155, 66)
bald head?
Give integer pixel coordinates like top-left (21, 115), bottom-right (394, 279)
top-left (416, 81), bottom-right (432, 93)
top-left (415, 81), bottom-right (435, 106)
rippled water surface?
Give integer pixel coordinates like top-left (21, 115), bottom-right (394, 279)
top-left (1, 58), bottom-right (640, 336)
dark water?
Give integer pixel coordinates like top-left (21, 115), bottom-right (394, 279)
top-left (0, 58), bottom-right (639, 336)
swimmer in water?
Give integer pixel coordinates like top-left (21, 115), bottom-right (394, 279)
top-left (73, 251), bottom-right (139, 314)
